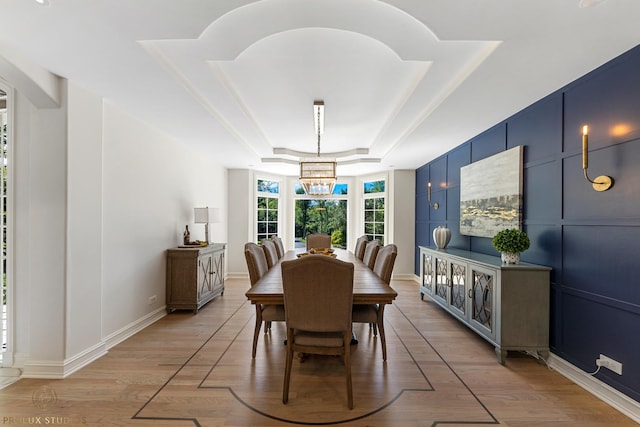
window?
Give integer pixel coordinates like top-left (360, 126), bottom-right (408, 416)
top-left (1, 87), bottom-right (8, 356)
top-left (256, 179), bottom-right (279, 243)
top-left (293, 182), bottom-right (348, 195)
top-left (363, 179), bottom-right (385, 244)
top-left (294, 183), bottom-right (348, 249)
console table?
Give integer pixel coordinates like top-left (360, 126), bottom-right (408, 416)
top-left (166, 243), bottom-right (226, 313)
top-left (419, 246), bottom-right (550, 364)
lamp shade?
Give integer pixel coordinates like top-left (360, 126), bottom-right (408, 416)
top-left (194, 207), bottom-right (220, 223)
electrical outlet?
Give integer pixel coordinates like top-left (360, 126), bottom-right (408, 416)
top-left (148, 295), bottom-right (157, 305)
top-left (596, 354), bottom-right (623, 375)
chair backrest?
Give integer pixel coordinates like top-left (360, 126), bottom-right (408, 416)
top-left (306, 233), bottom-right (331, 251)
top-left (261, 239), bottom-right (279, 268)
top-left (353, 235), bottom-right (368, 260)
top-left (372, 244), bottom-right (398, 284)
top-left (281, 255), bottom-right (354, 332)
top-left (244, 242), bottom-right (269, 285)
top-left (362, 239), bottom-right (380, 269)
top-left (271, 235), bottom-right (285, 259)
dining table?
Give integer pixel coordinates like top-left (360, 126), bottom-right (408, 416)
top-left (245, 248), bottom-right (398, 343)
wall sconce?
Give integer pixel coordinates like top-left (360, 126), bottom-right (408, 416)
top-left (428, 182), bottom-right (439, 210)
top-left (194, 207), bottom-right (220, 244)
top-left (582, 125), bottom-right (614, 192)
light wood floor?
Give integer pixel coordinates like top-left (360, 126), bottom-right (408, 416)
top-left (0, 278), bottom-right (637, 426)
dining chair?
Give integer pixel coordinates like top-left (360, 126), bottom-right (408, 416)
top-left (305, 233), bottom-right (331, 250)
top-left (362, 238), bottom-right (380, 269)
top-left (281, 255), bottom-right (355, 409)
top-left (353, 235), bottom-right (368, 260)
top-left (271, 235), bottom-right (285, 259)
top-left (244, 242), bottom-right (285, 358)
top-left (352, 243), bottom-right (397, 361)
top-left (372, 243), bottom-right (398, 284)
top-left (261, 239), bottom-right (279, 268)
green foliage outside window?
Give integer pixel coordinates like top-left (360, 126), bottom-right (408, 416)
top-left (256, 179), bottom-right (280, 243)
top-left (295, 199), bottom-right (347, 248)
top-left (364, 180), bottom-right (385, 194)
top-left (364, 181), bottom-right (385, 244)
top-left (257, 196), bottom-right (278, 243)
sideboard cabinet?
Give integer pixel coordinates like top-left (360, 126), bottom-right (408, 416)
top-left (166, 243), bottom-right (226, 313)
top-left (419, 246), bottom-right (550, 364)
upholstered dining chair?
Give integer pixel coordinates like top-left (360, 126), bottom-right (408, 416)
top-left (271, 235), bottom-right (285, 259)
top-left (352, 243), bottom-right (397, 362)
top-left (353, 235), bottom-right (368, 260)
top-left (261, 239), bottom-right (279, 268)
top-left (244, 242), bottom-right (285, 358)
top-left (362, 238), bottom-right (380, 269)
top-left (372, 243), bottom-right (398, 284)
top-left (281, 255), bottom-right (355, 409)
top-left (305, 233), bottom-right (331, 250)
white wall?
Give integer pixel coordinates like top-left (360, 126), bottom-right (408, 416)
top-left (389, 170), bottom-right (416, 280)
top-left (5, 57), bottom-right (228, 377)
top-left (101, 102), bottom-right (227, 339)
top-left (227, 169), bottom-right (252, 278)
top-left (66, 82), bottom-right (104, 362)
top-left (13, 82), bottom-right (68, 376)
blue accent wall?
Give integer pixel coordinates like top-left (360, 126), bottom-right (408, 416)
top-left (415, 44), bottom-right (640, 402)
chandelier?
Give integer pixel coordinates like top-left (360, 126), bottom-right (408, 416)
top-left (299, 100), bottom-right (337, 196)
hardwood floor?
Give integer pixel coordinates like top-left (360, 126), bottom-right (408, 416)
top-left (0, 278), bottom-right (636, 426)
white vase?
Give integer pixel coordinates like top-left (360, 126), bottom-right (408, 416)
top-left (501, 252), bottom-right (520, 264)
top-left (433, 226), bottom-right (451, 249)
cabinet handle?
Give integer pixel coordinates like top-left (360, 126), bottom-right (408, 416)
top-left (468, 289), bottom-right (473, 298)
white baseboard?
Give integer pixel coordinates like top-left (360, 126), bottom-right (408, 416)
top-left (226, 272), bottom-right (249, 280)
top-left (549, 354), bottom-right (640, 423)
top-left (102, 305), bottom-right (167, 350)
top-left (393, 273), bottom-right (419, 281)
top-left (22, 341), bottom-right (108, 379)
top-left (409, 271), bottom-right (639, 421)
top-left (63, 342), bottom-right (108, 377)
top-left (20, 306), bottom-right (167, 379)
top-left (0, 367), bottom-right (22, 390)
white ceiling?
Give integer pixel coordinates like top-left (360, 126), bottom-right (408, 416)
top-left (2, 0), bottom-right (640, 177)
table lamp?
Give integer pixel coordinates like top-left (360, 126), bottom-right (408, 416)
top-left (194, 207), bottom-right (220, 244)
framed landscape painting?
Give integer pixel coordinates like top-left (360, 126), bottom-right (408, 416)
top-left (460, 146), bottom-right (523, 238)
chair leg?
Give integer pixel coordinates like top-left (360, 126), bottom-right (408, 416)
top-left (283, 329), bottom-right (294, 404)
top-left (370, 322), bottom-right (377, 336)
top-left (377, 305), bottom-right (387, 361)
top-left (252, 305), bottom-right (263, 358)
top-left (265, 321), bottom-right (272, 332)
top-left (344, 331), bottom-right (353, 409)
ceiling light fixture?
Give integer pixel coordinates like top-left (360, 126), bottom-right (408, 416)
top-left (299, 100), bottom-right (337, 196)
top-left (35, 0), bottom-right (51, 6)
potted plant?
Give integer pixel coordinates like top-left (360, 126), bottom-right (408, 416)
top-left (492, 228), bottom-right (530, 264)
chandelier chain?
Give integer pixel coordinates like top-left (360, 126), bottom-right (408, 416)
top-left (316, 106), bottom-right (321, 157)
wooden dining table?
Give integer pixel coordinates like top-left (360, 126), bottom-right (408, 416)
top-left (245, 248), bottom-right (398, 342)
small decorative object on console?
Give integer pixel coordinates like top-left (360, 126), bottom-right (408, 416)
top-left (433, 226), bottom-right (451, 249)
top-left (492, 228), bottom-right (530, 264)
top-left (183, 225), bottom-right (190, 245)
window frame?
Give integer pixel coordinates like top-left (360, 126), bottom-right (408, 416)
top-left (292, 180), bottom-right (349, 249)
top-left (255, 177), bottom-right (281, 244)
top-left (0, 83), bottom-right (13, 365)
top-left (362, 176), bottom-right (386, 245)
